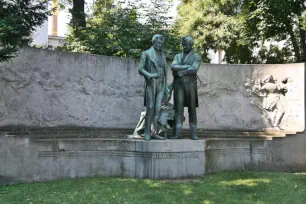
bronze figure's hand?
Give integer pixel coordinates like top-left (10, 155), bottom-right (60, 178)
top-left (187, 67), bottom-right (193, 71)
top-left (181, 65), bottom-right (190, 69)
top-left (177, 70), bottom-right (187, 77)
top-left (150, 72), bottom-right (160, 79)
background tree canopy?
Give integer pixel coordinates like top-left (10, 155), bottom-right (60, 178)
top-left (173, 0), bottom-right (246, 62)
top-left (175, 0), bottom-right (306, 63)
top-left (1, 0), bottom-right (306, 64)
top-left (0, 0), bottom-right (49, 62)
top-left (59, 0), bottom-right (181, 60)
top-left (61, 0), bottom-right (306, 63)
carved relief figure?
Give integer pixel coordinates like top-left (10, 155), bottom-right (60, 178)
top-left (138, 34), bottom-right (168, 141)
top-left (171, 36), bottom-right (201, 140)
top-left (245, 75), bottom-right (289, 130)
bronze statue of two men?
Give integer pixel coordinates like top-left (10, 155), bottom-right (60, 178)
top-left (138, 34), bottom-right (201, 141)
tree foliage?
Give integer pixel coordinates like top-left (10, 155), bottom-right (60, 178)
top-left (0, 0), bottom-right (49, 62)
top-left (174, 0), bottom-right (249, 63)
top-left (59, 0), bottom-right (180, 60)
top-left (174, 0), bottom-right (306, 63)
top-left (243, 0), bottom-right (306, 62)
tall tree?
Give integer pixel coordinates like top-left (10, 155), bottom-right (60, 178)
top-left (0, 0), bottom-right (49, 62)
top-left (59, 0), bottom-right (180, 60)
top-left (175, 0), bottom-right (306, 63)
top-left (243, 0), bottom-right (306, 62)
top-left (71, 0), bottom-right (86, 30)
top-left (174, 0), bottom-right (250, 63)
top-left (58, 0), bottom-right (86, 36)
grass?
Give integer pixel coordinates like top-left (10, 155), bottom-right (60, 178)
top-left (0, 172), bottom-right (306, 204)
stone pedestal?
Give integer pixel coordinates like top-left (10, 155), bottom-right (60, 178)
top-left (0, 129), bottom-right (304, 185)
top-left (0, 136), bottom-right (206, 185)
top-left (135, 140), bottom-right (205, 179)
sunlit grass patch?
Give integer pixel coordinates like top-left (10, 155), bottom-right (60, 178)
top-left (220, 178), bottom-right (270, 187)
top-left (144, 179), bottom-right (163, 188)
top-left (0, 172), bottom-right (305, 204)
top-left (294, 172), bottom-right (306, 175)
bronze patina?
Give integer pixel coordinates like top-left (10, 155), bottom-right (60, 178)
top-left (171, 36), bottom-right (201, 140)
top-left (138, 34), bottom-right (167, 141)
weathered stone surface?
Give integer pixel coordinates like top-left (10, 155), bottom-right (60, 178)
top-left (0, 47), bottom-right (303, 131)
top-left (1, 131), bottom-right (306, 185)
top-left (196, 64), bottom-right (304, 131)
top-left (1, 47), bottom-right (305, 184)
top-left (0, 47), bottom-right (143, 128)
top-left (205, 139), bottom-right (268, 172)
top-left (0, 135), bottom-right (206, 184)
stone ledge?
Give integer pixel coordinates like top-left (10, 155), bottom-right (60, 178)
top-left (0, 128), bottom-right (295, 139)
top-left (0, 131), bottom-right (301, 185)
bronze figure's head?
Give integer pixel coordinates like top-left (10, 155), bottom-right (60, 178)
top-left (181, 35), bottom-right (194, 53)
top-left (152, 34), bottom-right (165, 51)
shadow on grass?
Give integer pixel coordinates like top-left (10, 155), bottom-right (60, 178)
top-left (1, 172), bottom-right (306, 204)
top-left (137, 172), bottom-right (306, 204)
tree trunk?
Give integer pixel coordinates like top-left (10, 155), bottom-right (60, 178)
top-left (297, 3), bottom-right (306, 62)
top-left (299, 27), bottom-right (306, 61)
top-left (71, 0), bottom-right (86, 32)
top-left (288, 24), bottom-right (301, 62)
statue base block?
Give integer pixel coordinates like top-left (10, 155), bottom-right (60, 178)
top-left (0, 128), bottom-right (300, 185)
top-left (134, 140), bottom-right (206, 179)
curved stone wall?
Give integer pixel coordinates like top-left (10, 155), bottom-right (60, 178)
top-left (196, 63), bottom-right (304, 131)
top-left (0, 47), bottom-right (143, 128)
top-left (0, 47), bottom-right (304, 131)
top-left (1, 47), bottom-right (306, 185)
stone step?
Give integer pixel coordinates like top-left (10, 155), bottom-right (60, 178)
top-left (3, 133), bottom-right (287, 140)
top-left (1, 128), bottom-right (295, 134)
top-left (1, 128), bottom-right (296, 139)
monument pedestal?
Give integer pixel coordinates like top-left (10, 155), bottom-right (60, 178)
top-left (35, 139), bottom-right (206, 180)
top-left (134, 140), bottom-right (205, 179)
top-left (0, 128), bottom-right (299, 185)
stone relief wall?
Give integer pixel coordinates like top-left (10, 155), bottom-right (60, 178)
top-left (195, 64), bottom-right (304, 131)
top-left (0, 47), bottom-right (304, 131)
top-left (0, 47), bottom-right (144, 128)
top-left (244, 75), bottom-right (289, 130)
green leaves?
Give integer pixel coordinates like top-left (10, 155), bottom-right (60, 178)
top-left (174, 0), bottom-right (246, 62)
top-left (174, 0), bottom-right (306, 63)
top-left (242, 0), bottom-right (306, 62)
top-left (0, 0), bottom-right (49, 62)
top-left (59, 0), bottom-right (180, 60)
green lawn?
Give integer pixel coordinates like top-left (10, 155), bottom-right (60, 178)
top-left (0, 172), bottom-right (305, 204)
